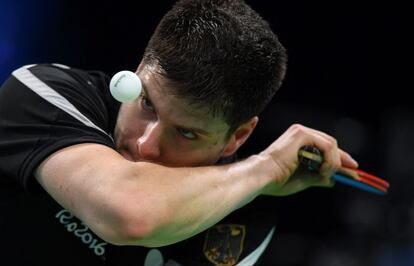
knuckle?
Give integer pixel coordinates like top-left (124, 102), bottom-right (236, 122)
top-left (330, 137), bottom-right (338, 147)
top-left (290, 123), bottom-right (303, 131)
top-left (325, 137), bottom-right (337, 149)
top-left (290, 124), bottom-right (305, 136)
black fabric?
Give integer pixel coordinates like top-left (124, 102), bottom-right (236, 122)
top-left (0, 64), bottom-right (117, 193)
top-left (0, 64), bottom-right (277, 265)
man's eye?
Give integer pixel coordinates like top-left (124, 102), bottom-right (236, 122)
top-left (177, 128), bottom-right (197, 140)
top-left (141, 96), bottom-right (155, 112)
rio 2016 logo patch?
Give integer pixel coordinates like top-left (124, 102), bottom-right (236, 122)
top-left (55, 209), bottom-right (107, 257)
top-left (203, 224), bottom-right (246, 266)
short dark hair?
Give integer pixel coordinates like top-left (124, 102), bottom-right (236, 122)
top-left (143, 0), bottom-right (287, 133)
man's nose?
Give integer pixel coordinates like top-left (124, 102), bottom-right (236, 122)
top-left (137, 121), bottom-right (162, 160)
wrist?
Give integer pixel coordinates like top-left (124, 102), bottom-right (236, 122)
top-left (248, 154), bottom-right (278, 194)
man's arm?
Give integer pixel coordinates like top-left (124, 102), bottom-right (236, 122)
top-left (35, 124), bottom-right (358, 247)
top-left (35, 143), bottom-right (269, 247)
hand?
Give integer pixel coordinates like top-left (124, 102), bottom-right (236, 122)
top-left (258, 124), bottom-right (359, 196)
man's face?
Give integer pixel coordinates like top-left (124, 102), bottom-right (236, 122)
top-left (114, 65), bottom-right (232, 167)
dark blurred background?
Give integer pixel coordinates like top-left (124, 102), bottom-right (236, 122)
top-left (1, 0), bottom-right (411, 265)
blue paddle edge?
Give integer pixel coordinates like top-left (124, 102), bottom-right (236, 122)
top-left (333, 174), bottom-right (387, 195)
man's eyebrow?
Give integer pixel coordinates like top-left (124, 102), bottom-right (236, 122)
top-left (141, 84), bottom-right (212, 136)
top-left (178, 125), bottom-right (211, 136)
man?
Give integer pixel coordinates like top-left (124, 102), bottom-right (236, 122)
top-left (0, 0), bottom-right (358, 265)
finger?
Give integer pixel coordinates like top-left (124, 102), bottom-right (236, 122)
top-left (338, 167), bottom-right (359, 180)
top-left (313, 176), bottom-right (336, 188)
top-left (339, 149), bottom-right (359, 169)
top-left (292, 171), bottom-right (335, 190)
top-left (300, 132), bottom-right (341, 179)
top-left (299, 125), bottom-right (358, 170)
top-left (298, 125), bottom-right (336, 143)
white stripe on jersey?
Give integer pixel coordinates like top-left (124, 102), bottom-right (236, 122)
top-left (51, 63), bottom-right (71, 69)
top-left (236, 226), bottom-right (275, 266)
top-left (12, 64), bottom-right (114, 142)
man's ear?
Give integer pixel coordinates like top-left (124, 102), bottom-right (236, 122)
top-left (222, 116), bottom-right (259, 157)
top-left (136, 61), bottom-right (145, 73)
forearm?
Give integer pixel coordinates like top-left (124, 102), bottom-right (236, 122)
top-left (36, 125), bottom-right (354, 247)
top-left (118, 155), bottom-right (272, 247)
top-left (35, 144), bottom-right (279, 248)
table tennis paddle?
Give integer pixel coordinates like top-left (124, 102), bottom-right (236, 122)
top-left (298, 146), bottom-right (389, 195)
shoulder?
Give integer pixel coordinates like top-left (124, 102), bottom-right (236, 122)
top-left (2, 63), bottom-right (118, 134)
top-left (0, 64), bottom-right (118, 191)
top-left (10, 63), bottom-right (110, 100)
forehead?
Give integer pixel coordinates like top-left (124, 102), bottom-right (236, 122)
top-left (138, 65), bottom-right (230, 136)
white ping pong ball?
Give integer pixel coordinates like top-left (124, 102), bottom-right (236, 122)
top-left (109, 70), bottom-right (142, 102)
